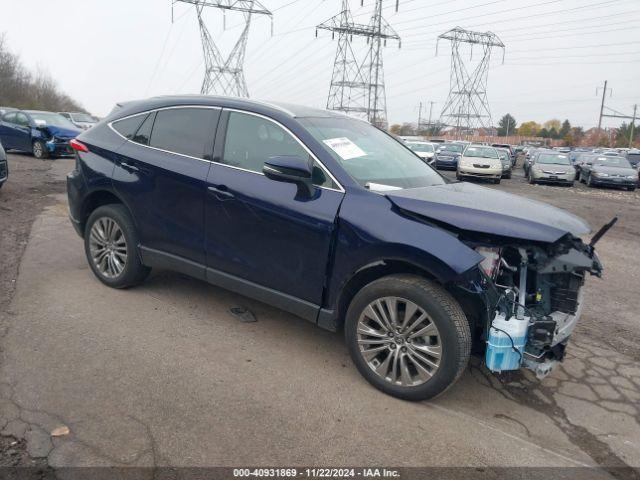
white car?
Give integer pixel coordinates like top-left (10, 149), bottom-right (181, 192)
top-left (405, 141), bottom-right (436, 163)
top-left (457, 145), bottom-right (503, 184)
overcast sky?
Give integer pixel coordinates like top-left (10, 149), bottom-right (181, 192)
top-left (1, 0), bottom-right (638, 128)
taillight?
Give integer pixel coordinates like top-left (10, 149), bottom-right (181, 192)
top-left (70, 139), bottom-right (89, 153)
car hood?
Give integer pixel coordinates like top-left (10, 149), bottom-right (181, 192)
top-left (592, 165), bottom-right (636, 176)
top-left (436, 151), bottom-right (460, 157)
top-left (43, 125), bottom-right (82, 139)
top-left (386, 182), bottom-right (591, 243)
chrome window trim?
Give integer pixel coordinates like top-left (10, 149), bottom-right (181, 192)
top-left (108, 105), bottom-right (344, 193)
top-left (222, 108), bottom-right (344, 193)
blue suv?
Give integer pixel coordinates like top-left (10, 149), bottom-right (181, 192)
top-left (0, 110), bottom-right (81, 159)
top-left (67, 96), bottom-right (604, 400)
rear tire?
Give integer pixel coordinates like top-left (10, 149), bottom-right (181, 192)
top-left (345, 274), bottom-right (471, 401)
top-left (32, 140), bottom-right (49, 160)
top-left (84, 204), bottom-right (150, 289)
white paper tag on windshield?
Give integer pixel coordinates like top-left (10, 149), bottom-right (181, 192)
top-left (323, 137), bottom-right (367, 160)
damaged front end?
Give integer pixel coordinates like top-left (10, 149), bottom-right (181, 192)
top-left (458, 229), bottom-right (605, 378)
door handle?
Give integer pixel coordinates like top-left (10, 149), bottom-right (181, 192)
top-left (208, 185), bottom-right (234, 199)
top-left (120, 161), bottom-right (139, 173)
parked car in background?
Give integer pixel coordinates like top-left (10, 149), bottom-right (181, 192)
top-left (491, 143), bottom-right (515, 166)
top-left (579, 155), bottom-right (638, 191)
top-left (0, 106), bottom-right (17, 116)
top-left (527, 151), bottom-right (574, 186)
top-left (405, 141), bottom-right (436, 164)
top-left (457, 145), bottom-right (502, 183)
top-left (625, 149), bottom-right (640, 169)
top-left (433, 142), bottom-right (464, 170)
top-left (523, 148), bottom-right (541, 175)
top-left (66, 95), bottom-right (604, 400)
top-left (0, 141), bottom-right (8, 189)
top-left (58, 112), bottom-right (98, 130)
top-left (0, 110), bottom-right (82, 159)
top-left (496, 148), bottom-right (512, 179)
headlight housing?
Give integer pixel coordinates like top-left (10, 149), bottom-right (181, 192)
top-left (475, 247), bottom-right (501, 278)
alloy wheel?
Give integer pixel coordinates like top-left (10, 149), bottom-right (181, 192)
top-left (356, 296), bottom-right (442, 387)
top-left (88, 217), bottom-right (128, 279)
top-left (33, 142), bottom-right (44, 158)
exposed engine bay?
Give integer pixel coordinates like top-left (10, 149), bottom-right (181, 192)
top-left (460, 219), bottom-right (611, 378)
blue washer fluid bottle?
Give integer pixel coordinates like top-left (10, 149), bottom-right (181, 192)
top-left (485, 312), bottom-right (529, 372)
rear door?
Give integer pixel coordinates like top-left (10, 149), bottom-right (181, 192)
top-left (204, 110), bottom-right (344, 306)
top-left (111, 107), bottom-right (220, 265)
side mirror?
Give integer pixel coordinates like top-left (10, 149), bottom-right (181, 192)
top-left (263, 155), bottom-right (315, 197)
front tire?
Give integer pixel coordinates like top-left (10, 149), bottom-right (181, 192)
top-left (32, 140), bottom-right (49, 159)
top-left (345, 274), bottom-right (471, 401)
top-left (84, 204), bottom-right (150, 288)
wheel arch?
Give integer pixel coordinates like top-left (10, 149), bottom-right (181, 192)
top-left (79, 189), bottom-right (132, 236)
top-left (327, 259), bottom-right (439, 332)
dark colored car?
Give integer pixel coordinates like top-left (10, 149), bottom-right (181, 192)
top-left (433, 143), bottom-right (464, 170)
top-left (495, 148), bottom-right (512, 179)
top-left (579, 155), bottom-right (638, 191)
top-left (67, 96), bottom-right (604, 401)
top-left (0, 141), bottom-right (8, 188)
top-left (0, 110), bottom-right (82, 159)
top-left (625, 150), bottom-right (640, 169)
top-left (491, 143), bottom-right (515, 166)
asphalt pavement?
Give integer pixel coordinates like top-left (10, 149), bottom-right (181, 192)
top-left (1, 156), bottom-right (639, 476)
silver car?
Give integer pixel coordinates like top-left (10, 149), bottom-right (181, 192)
top-left (457, 145), bottom-right (502, 184)
top-left (528, 151), bottom-right (574, 186)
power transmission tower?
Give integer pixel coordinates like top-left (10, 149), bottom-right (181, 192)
top-left (173, 0), bottom-right (272, 97)
top-left (436, 27), bottom-right (505, 139)
top-left (417, 100), bottom-right (435, 132)
top-left (317, 0), bottom-right (400, 128)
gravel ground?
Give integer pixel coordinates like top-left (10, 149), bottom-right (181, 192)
top-left (0, 153), bottom-right (64, 472)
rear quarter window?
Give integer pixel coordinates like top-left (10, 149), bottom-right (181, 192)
top-left (112, 114), bottom-right (147, 139)
top-left (149, 108), bottom-right (218, 159)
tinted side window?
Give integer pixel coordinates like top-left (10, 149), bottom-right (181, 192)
top-left (149, 108), bottom-right (217, 159)
top-left (113, 114), bottom-right (146, 139)
top-left (3, 112), bottom-right (16, 123)
top-left (222, 111), bottom-right (336, 188)
top-left (15, 113), bottom-right (29, 126)
top-left (132, 112), bottom-right (155, 146)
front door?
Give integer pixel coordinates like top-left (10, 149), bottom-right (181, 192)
top-left (205, 110), bottom-right (344, 306)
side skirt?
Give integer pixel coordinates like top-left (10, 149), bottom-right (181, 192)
top-left (139, 246), bottom-right (323, 326)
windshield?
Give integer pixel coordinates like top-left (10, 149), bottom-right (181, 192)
top-left (26, 112), bottom-right (77, 130)
top-left (70, 113), bottom-right (96, 123)
top-left (407, 143), bottom-right (434, 153)
top-left (594, 157), bottom-right (632, 168)
top-left (300, 117), bottom-right (446, 189)
top-left (536, 153), bottom-right (570, 165)
top-left (438, 144), bottom-right (464, 154)
top-left (464, 146), bottom-right (498, 159)
top-left (497, 150), bottom-right (509, 161)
